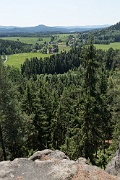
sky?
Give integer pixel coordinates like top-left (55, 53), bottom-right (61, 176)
top-left (0, 0), bottom-right (120, 27)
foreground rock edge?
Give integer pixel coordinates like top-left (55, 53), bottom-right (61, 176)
top-left (0, 149), bottom-right (117, 180)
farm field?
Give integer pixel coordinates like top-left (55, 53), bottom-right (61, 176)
top-left (2, 34), bottom-right (71, 69)
top-left (5, 52), bottom-right (51, 69)
top-left (5, 44), bottom-right (71, 69)
top-left (1, 37), bottom-right (51, 44)
top-left (55, 33), bottom-right (71, 41)
top-left (1, 34), bottom-right (71, 44)
top-left (58, 45), bottom-right (70, 52)
top-left (94, 42), bottom-right (120, 50)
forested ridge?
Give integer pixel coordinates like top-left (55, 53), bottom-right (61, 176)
top-left (79, 22), bottom-right (120, 44)
top-left (0, 40), bottom-right (120, 168)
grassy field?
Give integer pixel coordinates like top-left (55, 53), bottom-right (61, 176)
top-left (1, 37), bottom-right (51, 44)
top-left (5, 52), bottom-right (51, 69)
top-left (2, 34), bottom-right (71, 69)
top-left (58, 45), bottom-right (70, 52)
top-left (55, 34), bottom-right (71, 41)
top-left (1, 34), bottom-right (71, 44)
top-left (5, 44), bottom-right (71, 69)
top-left (94, 42), bottom-right (120, 50)
top-left (5, 36), bottom-right (120, 69)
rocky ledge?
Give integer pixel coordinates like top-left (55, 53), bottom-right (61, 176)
top-left (0, 149), bottom-right (117, 180)
top-left (106, 150), bottom-right (120, 179)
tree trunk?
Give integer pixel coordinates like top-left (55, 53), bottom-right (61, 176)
top-left (0, 125), bottom-right (6, 160)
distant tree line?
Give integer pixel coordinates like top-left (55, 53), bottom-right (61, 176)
top-left (0, 32), bottom-right (69, 37)
top-left (21, 45), bottom-right (119, 77)
top-left (21, 47), bottom-right (82, 77)
top-left (0, 39), bottom-right (31, 55)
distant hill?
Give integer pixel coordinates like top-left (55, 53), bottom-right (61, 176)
top-left (0, 26), bottom-right (16, 29)
top-left (0, 24), bottom-right (110, 35)
top-left (108, 22), bottom-right (120, 30)
top-left (56, 25), bottom-right (110, 29)
top-left (88, 21), bottom-right (120, 43)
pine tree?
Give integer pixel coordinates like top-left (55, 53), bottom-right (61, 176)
top-left (77, 39), bottom-right (112, 165)
top-left (78, 39), bottom-right (100, 163)
top-left (0, 58), bottom-right (24, 160)
top-left (109, 69), bottom-right (120, 152)
top-left (95, 68), bottom-right (112, 168)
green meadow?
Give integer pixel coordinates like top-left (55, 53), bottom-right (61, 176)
top-left (4, 35), bottom-right (120, 69)
top-left (5, 45), bottom-right (70, 69)
top-left (1, 34), bottom-right (71, 44)
top-left (5, 52), bottom-right (51, 69)
top-left (94, 42), bottom-right (120, 50)
top-left (1, 37), bottom-right (51, 44)
top-left (58, 45), bottom-right (70, 52)
top-left (2, 34), bottom-right (71, 69)
top-left (55, 34), bottom-right (71, 41)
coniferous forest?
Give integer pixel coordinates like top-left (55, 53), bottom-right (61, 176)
top-left (0, 38), bottom-right (120, 169)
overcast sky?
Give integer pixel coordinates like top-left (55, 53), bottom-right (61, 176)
top-left (1, 0), bottom-right (120, 27)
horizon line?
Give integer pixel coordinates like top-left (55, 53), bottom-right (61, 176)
top-left (0, 24), bottom-right (111, 28)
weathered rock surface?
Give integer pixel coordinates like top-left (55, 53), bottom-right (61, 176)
top-left (106, 150), bottom-right (120, 179)
top-left (0, 149), bottom-right (117, 180)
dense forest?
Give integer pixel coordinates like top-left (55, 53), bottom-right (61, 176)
top-left (0, 38), bottom-right (120, 169)
top-left (0, 39), bottom-right (32, 55)
top-left (79, 22), bottom-right (120, 44)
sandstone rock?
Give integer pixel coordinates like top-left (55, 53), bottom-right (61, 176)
top-left (29, 149), bottom-right (69, 161)
top-left (0, 149), bottom-right (117, 180)
top-left (106, 150), bottom-right (120, 178)
top-left (74, 157), bottom-right (117, 180)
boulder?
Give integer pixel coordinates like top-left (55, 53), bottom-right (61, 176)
top-left (0, 149), bottom-right (117, 180)
top-left (106, 150), bottom-right (120, 178)
top-left (29, 149), bottom-right (69, 161)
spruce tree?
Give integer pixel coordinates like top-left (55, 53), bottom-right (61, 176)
top-left (0, 58), bottom-right (24, 160)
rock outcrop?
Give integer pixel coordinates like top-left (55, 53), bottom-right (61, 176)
top-left (106, 137), bottom-right (120, 179)
top-left (0, 149), bottom-right (117, 180)
top-left (106, 150), bottom-right (120, 179)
